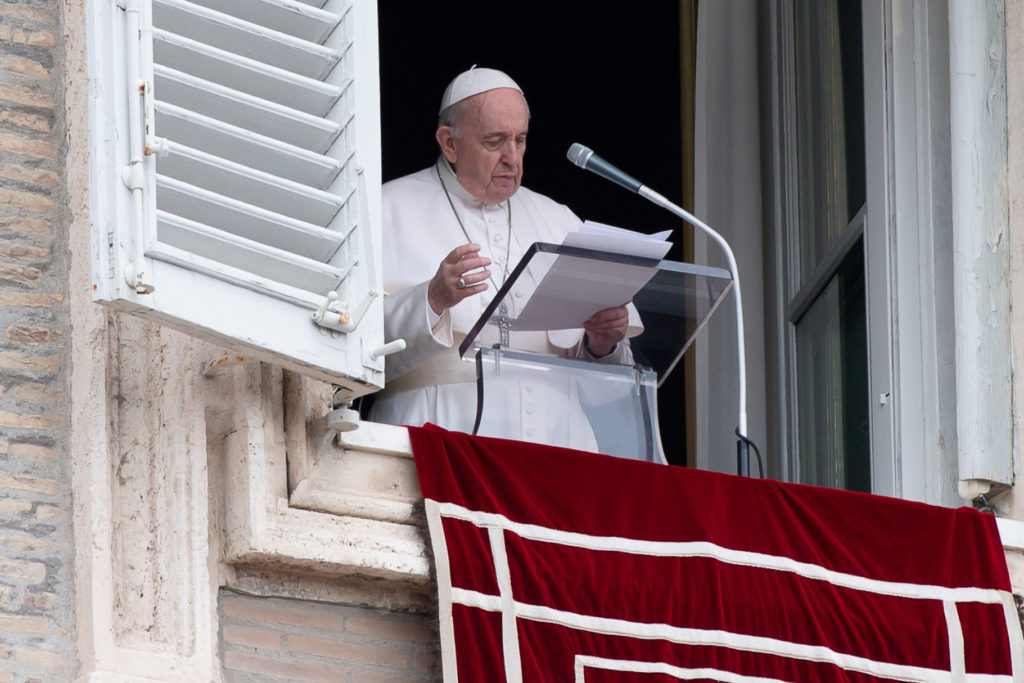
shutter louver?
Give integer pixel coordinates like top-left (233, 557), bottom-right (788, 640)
top-left (152, 0), bottom-right (352, 299)
top-left (87, 0), bottom-right (386, 396)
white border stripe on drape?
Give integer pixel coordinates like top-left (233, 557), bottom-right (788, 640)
top-left (943, 600), bottom-right (966, 682)
top-left (434, 501), bottom-right (1009, 605)
top-left (489, 527), bottom-right (523, 683)
top-left (449, 587), bottom-right (965, 682)
top-left (1001, 593), bottom-right (1024, 680)
top-left (574, 655), bottom-right (794, 683)
top-left (520, 600), bottom-right (956, 682)
top-left (425, 499), bottom-right (459, 682)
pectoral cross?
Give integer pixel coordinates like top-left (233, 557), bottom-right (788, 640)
top-left (498, 300), bottom-right (510, 348)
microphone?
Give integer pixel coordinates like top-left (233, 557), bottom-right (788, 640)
top-left (566, 143), bottom-right (643, 194)
top-left (567, 142), bottom-right (757, 477)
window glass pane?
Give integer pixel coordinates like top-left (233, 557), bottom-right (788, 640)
top-left (793, 0), bottom-right (865, 286)
top-left (796, 244), bottom-right (870, 491)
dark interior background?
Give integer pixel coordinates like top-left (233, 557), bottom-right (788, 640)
top-left (377, 2), bottom-right (689, 464)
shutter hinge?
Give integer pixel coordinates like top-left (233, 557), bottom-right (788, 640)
top-left (123, 262), bottom-right (154, 294)
top-left (120, 160), bottom-right (144, 191)
top-left (145, 136), bottom-right (170, 158)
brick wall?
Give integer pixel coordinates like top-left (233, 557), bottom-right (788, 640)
top-left (0, 0), bottom-right (74, 681)
top-left (220, 591), bottom-right (439, 682)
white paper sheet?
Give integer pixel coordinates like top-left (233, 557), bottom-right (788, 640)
top-left (563, 221), bottom-right (673, 259)
top-left (511, 221), bottom-right (672, 331)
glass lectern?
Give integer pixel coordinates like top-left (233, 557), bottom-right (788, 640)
top-left (459, 242), bottom-right (732, 464)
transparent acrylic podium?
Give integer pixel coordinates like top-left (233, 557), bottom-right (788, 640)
top-left (458, 242), bottom-right (732, 464)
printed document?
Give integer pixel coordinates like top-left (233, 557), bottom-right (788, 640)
top-left (511, 221), bottom-right (672, 330)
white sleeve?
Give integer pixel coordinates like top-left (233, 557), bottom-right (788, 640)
top-left (382, 281), bottom-right (453, 381)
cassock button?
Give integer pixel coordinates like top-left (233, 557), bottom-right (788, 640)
top-left (526, 428), bottom-right (535, 437)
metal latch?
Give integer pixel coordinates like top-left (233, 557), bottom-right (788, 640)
top-left (312, 289), bottom-right (378, 333)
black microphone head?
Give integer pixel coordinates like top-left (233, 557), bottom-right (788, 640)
top-left (566, 143), bottom-right (593, 169)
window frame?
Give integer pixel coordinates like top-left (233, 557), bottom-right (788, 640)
top-left (761, 0), bottom-right (957, 498)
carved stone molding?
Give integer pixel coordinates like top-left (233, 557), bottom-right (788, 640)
top-left (72, 327), bottom-right (433, 682)
top-left (213, 365), bottom-right (431, 598)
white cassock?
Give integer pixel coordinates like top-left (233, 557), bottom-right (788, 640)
top-left (369, 158), bottom-right (640, 451)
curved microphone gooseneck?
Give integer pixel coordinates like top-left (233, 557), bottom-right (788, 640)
top-left (567, 143), bottom-right (755, 476)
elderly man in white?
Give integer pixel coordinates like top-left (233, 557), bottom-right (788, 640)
top-left (370, 67), bottom-right (638, 450)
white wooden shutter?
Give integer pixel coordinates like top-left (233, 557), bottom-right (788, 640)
top-left (86, 0), bottom-right (388, 397)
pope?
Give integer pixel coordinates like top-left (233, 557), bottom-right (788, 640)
top-left (369, 67), bottom-right (639, 449)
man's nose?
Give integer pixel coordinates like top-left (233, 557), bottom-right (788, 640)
top-left (500, 141), bottom-right (521, 165)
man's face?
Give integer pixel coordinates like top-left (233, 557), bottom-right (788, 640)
top-left (436, 88), bottom-right (529, 205)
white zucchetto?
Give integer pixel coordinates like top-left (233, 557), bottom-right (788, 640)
top-left (438, 66), bottom-right (523, 113)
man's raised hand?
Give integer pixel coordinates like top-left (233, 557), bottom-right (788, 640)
top-left (427, 243), bottom-right (491, 315)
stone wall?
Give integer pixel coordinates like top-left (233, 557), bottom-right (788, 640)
top-left (0, 0), bottom-right (75, 680)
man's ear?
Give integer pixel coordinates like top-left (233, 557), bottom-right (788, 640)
top-left (436, 126), bottom-right (458, 164)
